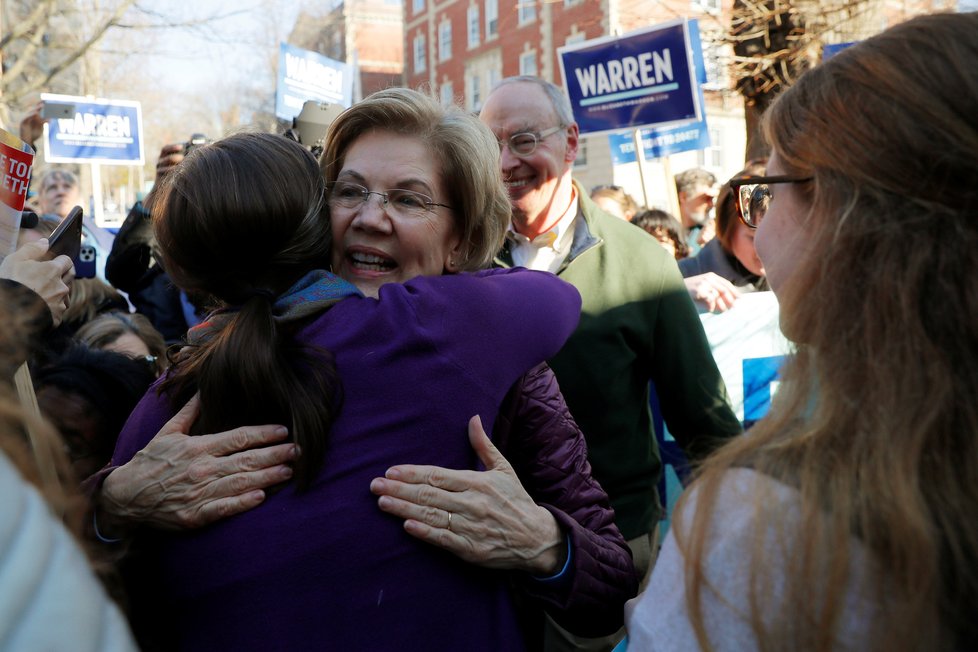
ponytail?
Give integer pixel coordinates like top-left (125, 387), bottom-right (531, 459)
top-left (164, 293), bottom-right (338, 490)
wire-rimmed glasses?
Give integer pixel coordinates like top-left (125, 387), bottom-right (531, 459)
top-left (498, 125), bottom-right (566, 158)
top-left (327, 181), bottom-right (454, 219)
top-left (728, 174), bottom-right (813, 228)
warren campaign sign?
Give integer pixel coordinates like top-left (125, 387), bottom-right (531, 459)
top-left (608, 19), bottom-right (711, 162)
top-left (276, 43), bottom-right (353, 121)
top-left (558, 19), bottom-right (701, 135)
top-left (42, 94), bottom-right (144, 165)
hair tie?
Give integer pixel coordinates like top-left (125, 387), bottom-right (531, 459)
top-left (249, 288), bottom-right (277, 303)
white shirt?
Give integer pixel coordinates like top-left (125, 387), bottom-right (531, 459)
top-left (507, 191), bottom-right (579, 273)
top-left (625, 468), bottom-right (878, 651)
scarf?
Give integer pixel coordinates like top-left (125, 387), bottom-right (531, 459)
top-left (186, 269), bottom-right (361, 346)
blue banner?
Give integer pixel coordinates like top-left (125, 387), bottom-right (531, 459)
top-left (606, 20), bottom-right (710, 162)
top-left (42, 94), bottom-right (143, 165)
top-left (822, 42), bottom-right (857, 60)
top-left (558, 19), bottom-right (700, 135)
top-left (276, 43), bottom-right (353, 121)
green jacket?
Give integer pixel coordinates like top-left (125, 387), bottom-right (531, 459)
top-left (495, 181), bottom-right (742, 539)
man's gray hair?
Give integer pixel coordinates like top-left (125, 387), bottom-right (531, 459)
top-left (491, 76), bottom-right (576, 127)
top-left (39, 168), bottom-right (79, 191)
top-left (674, 167), bottom-right (717, 195)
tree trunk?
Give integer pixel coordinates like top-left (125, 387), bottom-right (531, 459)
top-left (744, 97), bottom-right (772, 162)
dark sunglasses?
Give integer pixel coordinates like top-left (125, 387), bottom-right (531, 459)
top-left (728, 174), bottom-right (813, 228)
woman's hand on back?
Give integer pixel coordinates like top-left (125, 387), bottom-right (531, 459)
top-left (97, 394), bottom-right (298, 535)
top-left (370, 415), bottom-right (567, 576)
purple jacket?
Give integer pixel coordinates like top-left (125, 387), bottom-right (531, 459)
top-left (112, 269), bottom-right (580, 652)
top-left (499, 363), bottom-right (639, 640)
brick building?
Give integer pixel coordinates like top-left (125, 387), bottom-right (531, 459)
top-left (290, 0), bottom-right (404, 101)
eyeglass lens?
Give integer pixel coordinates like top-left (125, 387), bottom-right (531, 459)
top-left (329, 182), bottom-right (434, 219)
top-left (509, 133), bottom-right (541, 156)
top-left (739, 184), bottom-right (772, 227)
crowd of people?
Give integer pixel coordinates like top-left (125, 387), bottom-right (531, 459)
top-left (0, 11), bottom-right (975, 651)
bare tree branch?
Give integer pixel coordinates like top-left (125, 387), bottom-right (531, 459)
top-left (5, 0), bottom-right (139, 105)
top-left (0, 0), bottom-right (58, 51)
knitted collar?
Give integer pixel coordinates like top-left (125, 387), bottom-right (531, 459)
top-left (186, 269), bottom-right (361, 345)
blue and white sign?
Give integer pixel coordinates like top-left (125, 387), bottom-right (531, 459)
top-left (42, 94), bottom-right (144, 165)
top-left (607, 19), bottom-right (711, 162)
top-left (276, 43), bottom-right (353, 121)
top-left (608, 118), bottom-right (711, 164)
top-left (698, 292), bottom-right (792, 425)
top-left (558, 19), bottom-right (701, 135)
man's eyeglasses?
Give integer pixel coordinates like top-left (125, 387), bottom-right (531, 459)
top-left (498, 125), bottom-right (566, 158)
top-left (728, 174), bottom-right (813, 228)
top-left (327, 181), bottom-right (454, 220)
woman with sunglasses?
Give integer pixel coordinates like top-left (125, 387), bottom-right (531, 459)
top-left (626, 12), bottom-right (978, 651)
top-left (678, 161), bottom-right (768, 313)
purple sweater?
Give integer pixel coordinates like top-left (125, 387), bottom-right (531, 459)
top-left (112, 269), bottom-right (581, 651)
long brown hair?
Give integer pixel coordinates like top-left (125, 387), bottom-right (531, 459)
top-left (676, 12), bottom-right (978, 651)
top-left (154, 132), bottom-right (339, 489)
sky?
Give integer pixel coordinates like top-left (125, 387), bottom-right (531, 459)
top-left (141, 1), bottom-right (300, 94)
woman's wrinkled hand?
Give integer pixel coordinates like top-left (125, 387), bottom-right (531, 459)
top-left (98, 395), bottom-right (298, 534)
top-left (370, 415), bottom-right (566, 576)
top-left (684, 272), bottom-right (740, 313)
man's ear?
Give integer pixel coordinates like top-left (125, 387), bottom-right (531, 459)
top-left (564, 123), bottom-right (580, 164)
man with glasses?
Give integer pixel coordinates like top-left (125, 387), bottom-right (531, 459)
top-left (480, 76), bottom-right (742, 652)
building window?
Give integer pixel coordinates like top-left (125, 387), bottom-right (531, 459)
top-left (486, 0), bottom-right (499, 39)
top-left (439, 21), bottom-right (452, 62)
top-left (708, 128), bottom-right (722, 167)
top-left (440, 81), bottom-right (455, 106)
top-left (468, 74), bottom-right (482, 111)
top-left (413, 0), bottom-right (425, 14)
top-left (564, 0), bottom-right (583, 6)
top-left (574, 138), bottom-right (588, 168)
top-left (565, 32), bottom-right (586, 46)
top-left (518, 1), bottom-right (536, 24)
top-left (488, 67), bottom-right (501, 92)
top-left (702, 40), bottom-right (725, 89)
top-left (696, 128), bottom-right (722, 168)
top-left (467, 6), bottom-right (480, 48)
top-left (519, 50), bottom-right (537, 77)
top-left (414, 34), bottom-right (426, 74)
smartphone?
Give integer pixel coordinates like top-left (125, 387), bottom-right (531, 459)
top-left (76, 245), bottom-right (97, 279)
top-left (47, 206), bottom-right (84, 262)
top-left (41, 101), bottom-right (76, 120)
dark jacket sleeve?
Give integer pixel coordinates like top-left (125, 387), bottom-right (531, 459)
top-left (0, 279), bottom-right (54, 380)
top-left (105, 201), bottom-right (154, 293)
top-left (495, 363), bottom-right (639, 637)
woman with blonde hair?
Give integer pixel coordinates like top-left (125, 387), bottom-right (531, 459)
top-left (626, 12), bottom-right (978, 651)
top-left (75, 311), bottom-right (167, 376)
